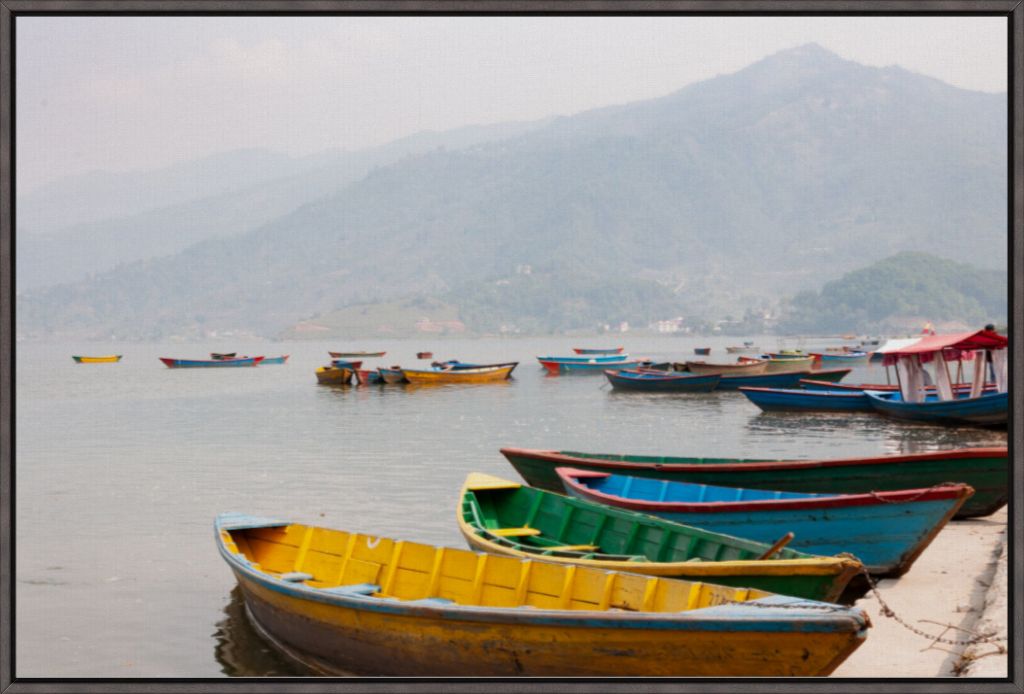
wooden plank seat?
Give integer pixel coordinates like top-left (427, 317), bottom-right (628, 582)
top-left (541, 544), bottom-right (600, 552)
top-left (487, 527), bottom-right (541, 538)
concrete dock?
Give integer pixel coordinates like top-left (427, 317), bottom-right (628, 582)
top-left (833, 507), bottom-right (1007, 678)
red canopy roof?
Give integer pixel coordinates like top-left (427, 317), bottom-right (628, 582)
top-left (877, 329), bottom-right (1007, 355)
top-left (879, 329), bottom-right (1007, 366)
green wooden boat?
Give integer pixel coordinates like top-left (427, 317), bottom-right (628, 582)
top-left (459, 474), bottom-right (863, 603)
top-left (499, 447), bottom-right (1007, 519)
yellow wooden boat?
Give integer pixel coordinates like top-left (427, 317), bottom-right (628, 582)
top-left (684, 359), bottom-right (768, 375)
top-left (216, 513), bottom-right (869, 676)
top-left (72, 355), bottom-right (122, 363)
top-left (762, 356), bottom-right (816, 372)
top-left (401, 363), bottom-right (516, 384)
top-left (315, 365), bottom-right (352, 385)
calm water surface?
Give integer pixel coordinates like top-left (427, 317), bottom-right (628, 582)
top-left (15, 337), bottom-right (1007, 677)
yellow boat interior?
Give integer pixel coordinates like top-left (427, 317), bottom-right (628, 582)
top-left (220, 522), bottom-right (773, 613)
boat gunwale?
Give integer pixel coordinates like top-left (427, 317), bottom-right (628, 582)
top-left (554, 467), bottom-right (974, 514)
top-left (500, 445), bottom-right (1008, 474)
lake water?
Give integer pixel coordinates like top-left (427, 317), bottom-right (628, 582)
top-left (14, 337), bottom-right (1007, 677)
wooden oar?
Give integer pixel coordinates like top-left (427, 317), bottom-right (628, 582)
top-left (757, 532), bottom-right (795, 560)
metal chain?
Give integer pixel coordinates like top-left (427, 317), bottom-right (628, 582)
top-left (727, 558), bottom-right (1006, 648)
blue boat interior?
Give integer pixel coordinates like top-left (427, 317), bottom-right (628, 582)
top-left (579, 473), bottom-right (834, 504)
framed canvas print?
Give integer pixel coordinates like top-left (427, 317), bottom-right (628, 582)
top-left (2, 1), bottom-right (1019, 690)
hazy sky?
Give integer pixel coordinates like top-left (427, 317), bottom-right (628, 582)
top-left (17, 16), bottom-right (1006, 193)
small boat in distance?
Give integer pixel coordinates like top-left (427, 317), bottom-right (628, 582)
top-left (572, 347), bottom-right (624, 355)
top-left (416, 352), bottom-right (433, 359)
top-left (684, 359), bottom-right (768, 376)
top-left (315, 365), bottom-right (353, 385)
top-left (694, 347), bottom-right (711, 356)
top-left (72, 355), bottom-right (122, 363)
top-left (725, 341), bottom-right (759, 354)
top-left (216, 513), bottom-right (869, 676)
top-left (604, 369), bottom-right (720, 392)
top-left (259, 355), bottom-right (289, 365)
top-left (378, 366), bottom-right (407, 384)
top-left (328, 351), bottom-right (386, 359)
top-left (160, 356), bottom-right (263, 368)
top-left (402, 364), bottom-right (517, 384)
top-left (537, 354), bottom-right (635, 375)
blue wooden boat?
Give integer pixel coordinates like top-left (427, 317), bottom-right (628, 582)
top-left (810, 351), bottom-right (870, 364)
top-left (259, 355), bottom-right (289, 365)
top-left (160, 356), bottom-right (264, 368)
top-left (538, 354), bottom-right (635, 375)
top-left (739, 387), bottom-right (874, 412)
top-left (604, 369), bottom-right (720, 392)
top-left (715, 370), bottom-right (811, 390)
top-left (556, 468), bottom-right (973, 576)
top-left (864, 390), bottom-right (1008, 427)
top-left (694, 347), bottom-right (711, 356)
top-left (573, 347), bottom-right (624, 355)
top-left (378, 367), bottom-right (407, 384)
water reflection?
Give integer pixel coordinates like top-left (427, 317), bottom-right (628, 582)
top-left (212, 587), bottom-right (306, 677)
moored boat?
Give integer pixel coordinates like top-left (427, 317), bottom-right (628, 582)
top-left (685, 359), bottom-right (768, 376)
top-left (694, 347), bottom-right (711, 355)
top-left (603, 369), bottom-right (720, 392)
top-left (572, 347), bottom-right (624, 355)
top-left (402, 363), bottom-right (517, 384)
top-left (216, 513), bottom-right (869, 676)
top-left (72, 355), bottom-right (122, 363)
top-left (809, 351), bottom-right (870, 365)
top-left (725, 341), bottom-right (759, 354)
top-left (354, 368), bottom-right (385, 385)
top-left (866, 329), bottom-right (1008, 428)
top-left (537, 354), bottom-right (635, 375)
top-left (715, 370), bottom-right (817, 390)
top-left (556, 468), bottom-right (972, 576)
top-left (756, 355), bottom-right (816, 372)
top-left (377, 367), bottom-right (407, 384)
top-left (259, 355), bottom-right (289, 365)
top-left (329, 351), bottom-right (386, 359)
top-left (458, 474), bottom-right (863, 602)
top-left (865, 390), bottom-right (1008, 427)
top-left (499, 446), bottom-right (1007, 518)
top-left (160, 356), bottom-right (264, 368)
top-left (739, 386), bottom-right (875, 413)
top-left (416, 352), bottom-right (433, 359)
top-left (315, 365), bottom-right (353, 385)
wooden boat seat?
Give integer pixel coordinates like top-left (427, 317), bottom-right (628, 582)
top-left (320, 583), bottom-right (380, 596)
top-left (542, 544), bottom-right (600, 552)
top-left (489, 527), bottom-right (541, 538)
top-left (280, 572), bottom-right (314, 582)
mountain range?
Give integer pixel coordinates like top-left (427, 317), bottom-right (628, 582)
top-left (17, 43), bottom-right (1008, 340)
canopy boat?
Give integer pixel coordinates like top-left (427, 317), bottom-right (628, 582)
top-left (72, 355), bottom-right (122, 363)
top-left (572, 347), bottom-right (624, 355)
top-left (259, 355), bottom-right (289, 365)
top-left (216, 513), bottom-right (868, 677)
top-left (693, 347), bottom-right (711, 356)
top-left (603, 369), bottom-right (720, 392)
top-left (160, 356), bottom-right (264, 368)
top-left (458, 474), bottom-right (862, 602)
top-left (865, 390), bottom-right (1008, 427)
top-left (865, 330), bottom-right (1008, 428)
top-left (556, 468), bottom-right (972, 577)
top-left (739, 387), bottom-right (875, 413)
top-left (329, 351), bottom-right (386, 359)
top-left (537, 354), bottom-right (635, 375)
top-left (402, 363), bottom-right (517, 384)
top-left (377, 367), bottom-right (407, 384)
top-left (685, 359), bottom-right (768, 376)
top-left (499, 446), bottom-right (1006, 519)
top-left (210, 352), bottom-right (237, 360)
top-left (315, 365), bottom-right (353, 385)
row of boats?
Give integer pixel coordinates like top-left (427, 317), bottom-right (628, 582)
top-left (216, 444), bottom-right (1008, 676)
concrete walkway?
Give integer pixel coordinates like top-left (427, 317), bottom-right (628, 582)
top-left (832, 507), bottom-right (1007, 678)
